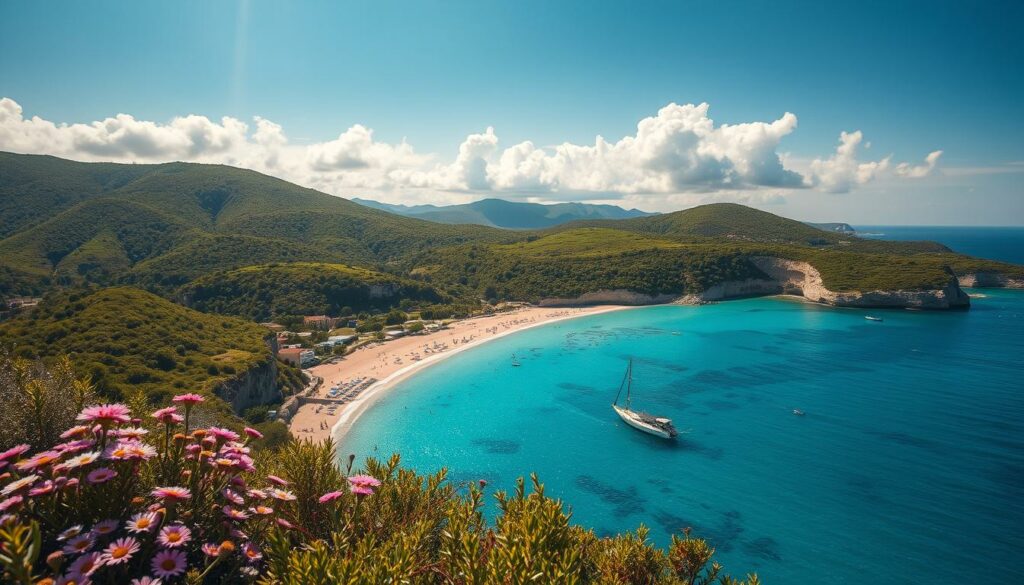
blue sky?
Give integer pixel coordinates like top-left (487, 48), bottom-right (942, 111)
top-left (1, 0), bottom-right (1022, 224)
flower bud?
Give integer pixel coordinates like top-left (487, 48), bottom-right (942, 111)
top-left (46, 550), bottom-right (64, 571)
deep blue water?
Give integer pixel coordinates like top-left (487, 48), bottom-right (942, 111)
top-left (856, 225), bottom-right (1024, 264)
top-left (342, 292), bottom-right (1024, 584)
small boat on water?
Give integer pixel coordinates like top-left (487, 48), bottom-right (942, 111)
top-left (511, 353), bottom-right (521, 367)
top-left (612, 359), bottom-right (678, 439)
top-left (865, 316), bottom-right (883, 322)
top-left (792, 409), bottom-right (805, 416)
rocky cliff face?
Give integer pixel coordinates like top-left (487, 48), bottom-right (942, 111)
top-left (957, 272), bottom-right (1024, 289)
top-left (213, 336), bottom-right (283, 413)
top-left (538, 257), bottom-right (971, 309)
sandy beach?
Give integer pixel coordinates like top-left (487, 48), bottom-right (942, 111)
top-left (288, 305), bottom-right (631, 442)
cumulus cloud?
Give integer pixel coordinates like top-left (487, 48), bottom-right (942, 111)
top-left (0, 97), bottom-right (942, 207)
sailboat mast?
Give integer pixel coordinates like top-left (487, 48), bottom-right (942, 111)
top-left (625, 359), bottom-right (632, 409)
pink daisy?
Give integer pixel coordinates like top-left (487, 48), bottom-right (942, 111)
top-left (151, 407), bottom-right (180, 425)
top-left (54, 440), bottom-right (96, 456)
top-left (249, 504), bottom-right (274, 515)
top-left (347, 474), bottom-right (381, 488)
top-left (102, 536), bottom-right (140, 565)
top-left (87, 467), bottom-right (117, 484)
top-left (77, 403), bottom-right (131, 425)
top-left (267, 474), bottom-right (289, 486)
top-left (275, 517), bottom-right (295, 530)
top-left (350, 485), bottom-right (374, 496)
top-left (68, 551), bottom-right (104, 578)
top-left (0, 495), bottom-right (23, 513)
top-left (61, 451), bottom-right (101, 469)
top-left (243, 427), bottom-right (263, 439)
top-left (151, 549), bottom-right (187, 578)
top-left (208, 427), bottom-right (240, 442)
top-left (247, 488), bottom-right (268, 499)
top-left (242, 542), bottom-right (263, 562)
top-left (131, 578), bottom-right (163, 585)
top-left (201, 542), bottom-right (219, 557)
top-left (63, 533), bottom-right (94, 555)
top-left (15, 450), bottom-right (61, 471)
top-left (116, 427), bottom-right (149, 439)
top-left (222, 488), bottom-right (244, 505)
top-left (0, 444), bottom-right (29, 462)
top-left (318, 490), bottom-right (344, 504)
top-left (91, 519), bottom-right (119, 536)
top-left (157, 523), bottom-right (192, 548)
top-left (172, 393), bottom-right (204, 405)
top-left (222, 505), bottom-right (249, 521)
top-left (1, 475), bottom-right (39, 496)
top-left (60, 426), bottom-right (90, 439)
top-left (28, 480), bottom-right (55, 496)
top-left (126, 511), bottom-right (158, 533)
top-left (268, 488), bottom-right (296, 501)
top-left (151, 486), bottom-right (191, 501)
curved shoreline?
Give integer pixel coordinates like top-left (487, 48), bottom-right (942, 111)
top-left (328, 305), bottom-right (636, 446)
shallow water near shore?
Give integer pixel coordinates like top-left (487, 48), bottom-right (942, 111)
top-left (342, 291), bottom-right (1024, 584)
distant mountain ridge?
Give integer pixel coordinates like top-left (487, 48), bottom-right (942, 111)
top-left (352, 197), bottom-right (655, 229)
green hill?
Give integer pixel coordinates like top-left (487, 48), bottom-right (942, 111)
top-left (0, 287), bottom-right (302, 415)
top-left (181, 262), bottom-right (447, 321)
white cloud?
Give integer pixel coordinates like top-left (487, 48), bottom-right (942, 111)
top-left (0, 97), bottom-right (943, 208)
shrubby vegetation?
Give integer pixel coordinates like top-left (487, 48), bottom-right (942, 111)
top-left (0, 287), bottom-right (303, 417)
top-left (0, 397), bottom-right (759, 584)
top-left (181, 263), bottom-right (445, 322)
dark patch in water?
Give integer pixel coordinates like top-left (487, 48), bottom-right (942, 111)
top-left (986, 463), bottom-right (1024, 497)
top-left (705, 400), bottom-right (741, 411)
top-left (575, 475), bottom-right (647, 518)
top-left (651, 509), bottom-right (744, 552)
top-left (742, 537), bottom-right (782, 562)
top-left (557, 382), bottom-right (596, 393)
top-left (472, 438), bottom-right (521, 455)
top-left (867, 431), bottom-right (941, 452)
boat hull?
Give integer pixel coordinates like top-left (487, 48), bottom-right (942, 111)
top-left (613, 405), bottom-right (676, 439)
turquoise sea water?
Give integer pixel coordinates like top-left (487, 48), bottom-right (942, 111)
top-left (342, 291), bottom-right (1024, 583)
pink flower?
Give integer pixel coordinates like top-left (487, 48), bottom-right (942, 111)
top-left (105, 441), bottom-right (157, 461)
top-left (222, 489), bottom-right (244, 505)
top-left (60, 426), bottom-right (90, 439)
top-left (63, 533), bottom-right (94, 555)
top-left (152, 486), bottom-right (191, 501)
top-left (275, 517), bottom-right (295, 530)
top-left (268, 488), bottom-right (296, 501)
top-left (68, 552), bottom-right (104, 578)
top-left (15, 450), bottom-right (61, 471)
top-left (131, 578), bottom-right (163, 585)
top-left (1, 475), bottom-right (39, 496)
top-left (116, 427), bottom-right (149, 439)
top-left (249, 504), bottom-right (274, 515)
top-left (61, 451), bottom-right (101, 469)
top-left (77, 403), bottom-right (131, 425)
top-left (151, 407), bottom-right (181, 425)
top-left (172, 393), bottom-right (205, 405)
top-left (157, 523), bottom-right (192, 548)
top-left (0, 444), bottom-right (29, 462)
top-left (0, 495), bottom-right (23, 513)
top-left (201, 542), bottom-right (220, 557)
top-left (243, 427), bottom-right (263, 439)
top-left (318, 490), bottom-right (344, 504)
top-left (151, 549), bottom-right (187, 578)
top-left (126, 512), bottom-right (158, 534)
top-left (242, 542), bottom-right (263, 562)
top-left (91, 519), bottom-right (119, 536)
top-left (267, 474), bottom-right (288, 486)
top-left (87, 467), bottom-right (117, 484)
top-left (222, 505), bottom-right (250, 521)
top-left (208, 427), bottom-right (240, 442)
top-left (28, 480), bottom-right (55, 496)
top-left (54, 440), bottom-right (96, 456)
top-left (351, 485), bottom-right (374, 496)
top-left (247, 488), bottom-right (268, 499)
top-left (102, 536), bottom-right (140, 565)
top-left (347, 474), bottom-right (381, 488)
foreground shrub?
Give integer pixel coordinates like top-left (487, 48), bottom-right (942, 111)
top-left (0, 398), bottom-right (759, 584)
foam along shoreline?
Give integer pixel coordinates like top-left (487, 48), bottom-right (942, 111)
top-left (286, 305), bottom-right (633, 445)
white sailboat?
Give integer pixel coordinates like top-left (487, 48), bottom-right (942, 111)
top-left (612, 359), bottom-right (678, 439)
